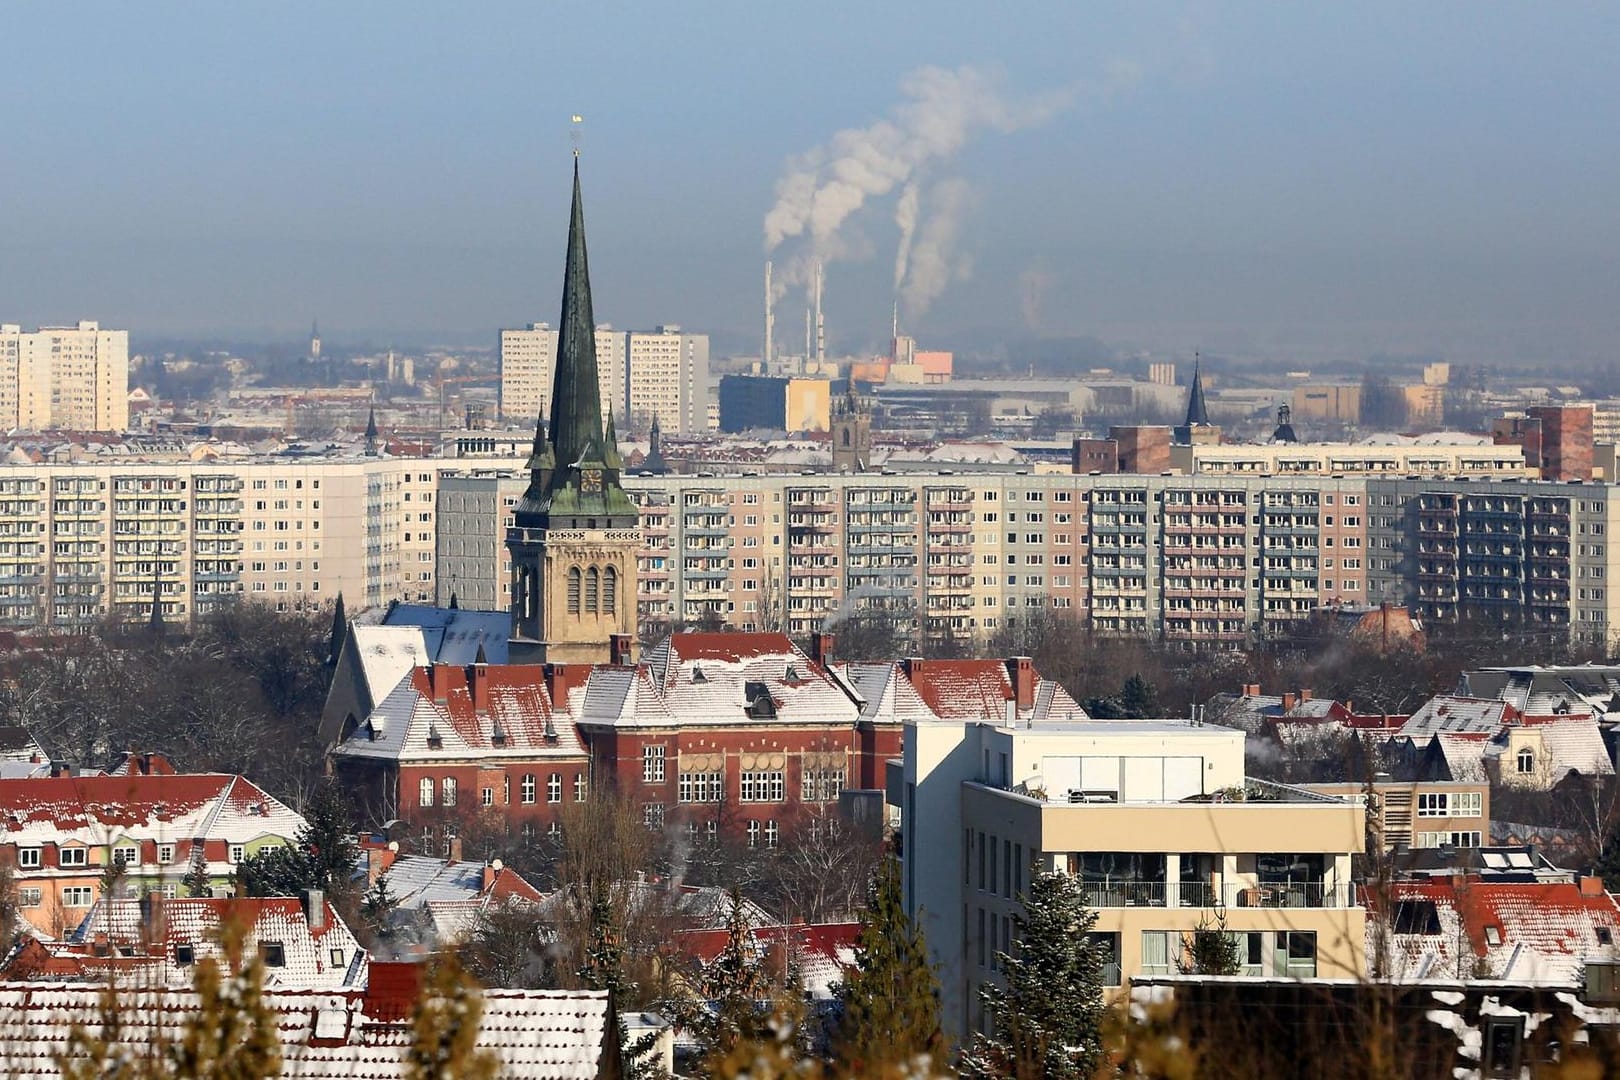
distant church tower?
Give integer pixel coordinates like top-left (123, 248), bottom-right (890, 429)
top-left (830, 382), bottom-right (872, 473)
top-left (309, 320), bottom-right (322, 362)
top-left (506, 158), bottom-right (640, 665)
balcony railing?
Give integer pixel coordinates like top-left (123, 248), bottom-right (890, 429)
top-left (1069, 878), bottom-right (1353, 909)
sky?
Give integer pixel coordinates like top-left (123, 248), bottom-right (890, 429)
top-left (4, 3), bottom-right (1619, 367)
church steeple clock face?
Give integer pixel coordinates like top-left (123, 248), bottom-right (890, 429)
top-left (580, 467), bottom-right (603, 493)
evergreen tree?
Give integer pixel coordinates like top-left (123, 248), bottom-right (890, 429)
top-left (182, 849), bottom-right (211, 898)
top-left (664, 889), bottom-right (779, 1071)
top-left (578, 885), bottom-right (667, 1080)
top-left (1180, 912), bottom-right (1242, 976)
top-left (963, 869), bottom-right (1106, 1080)
top-left (235, 782), bottom-right (360, 901)
top-left (361, 871), bottom-right (400, 941)
top-left (831, 860), bottom-right (946, 1077)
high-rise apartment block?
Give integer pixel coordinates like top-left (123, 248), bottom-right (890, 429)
top-left (0, 322), bottom-right (129, 432)
top-left (626, 326), bottom-right (709, 435)
top-left (498, 323), bottom-right (626, 425)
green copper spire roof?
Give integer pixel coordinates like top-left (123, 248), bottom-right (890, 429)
top-left (545, 158), bottom-right (606, 481)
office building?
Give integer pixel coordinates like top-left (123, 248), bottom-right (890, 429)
top-left (0, 321), bottom-right (129, 432)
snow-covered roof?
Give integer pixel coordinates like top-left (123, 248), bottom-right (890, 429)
top-left (37, 897), bottom-right (367, 990)
top-left (381, 604), bottom-right (512, 666)
top-left (0, 980), bottom-right (613, 1078)
top-left (1461, 665), bottom-right (1620, 718)
top-left (837, 657), bottom-right (1086, 726)
top-left (331, 665), bottom-right (586, 764)
top-left (1374, 879), bottom-right (1620, 986)
top-left (1401, 697), bottom-right (1518, 746)
top-left (360, 853), bottom-right (542, 911)
top-left (0, 774), bottom-right (305, 850)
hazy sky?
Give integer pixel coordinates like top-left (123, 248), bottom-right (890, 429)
top-left (4, 3), bottom-right (1618, 365)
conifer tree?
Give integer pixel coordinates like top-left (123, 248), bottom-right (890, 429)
top-left (831, 860), bottom-right (946, 1077)
top-left (182, 849), bottom-right (211, 898)
top-left (665, 889), bottom-right (779, 1071)
top-left (962, 868), bottom-right (1105, 1080)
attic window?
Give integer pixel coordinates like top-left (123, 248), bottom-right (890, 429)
top-left (260, 942), bottom-right (287, 968)
top-left (1601, 928), bottom-right (1614, 946)
top-left (1392, 900), bottom-right (1441, 935)
top-left (1485, 926), bottom-right (1503, 946)
top-left (175, 945), bottom-right (195, 966)
top-left (491, 725), bottom-right (507, 747)
top-left (692, 667), bottom-right (707, 683)
top-left (785, 664), bottom-right (801, 684)
top-left (427, 725), bottom-right (443, 750)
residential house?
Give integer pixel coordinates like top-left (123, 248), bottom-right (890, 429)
top-left (4, 895), bottom-right (366, 991)
top-left (1304, 779), bottom-right (1490, 852)
top-left (0, 773), bottom-right (305, 937)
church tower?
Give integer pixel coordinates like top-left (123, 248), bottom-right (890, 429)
top-left (830, 382), bottom-right (872, 473)
top-left (507, 159), bottom-right (640, 664)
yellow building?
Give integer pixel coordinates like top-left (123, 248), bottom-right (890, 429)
top-left (1292, 383), bottom-right (1361, 423)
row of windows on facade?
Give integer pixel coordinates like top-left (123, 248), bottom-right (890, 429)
top-left (971, 920), bottom-right (1318, 989)
top-left (15, 842), bottom-right (248, 871)
top-left (638, 805), bottom-right (784, 848)
top-left (418, 772), bottom-right (586, 808)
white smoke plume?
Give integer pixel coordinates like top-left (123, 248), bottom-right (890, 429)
top-left (892, 182), bottom-right (920, 291)
top-left (763, 63), bottom-right (1076, 261)
top-left (900, 179), bottom-right (976, 318)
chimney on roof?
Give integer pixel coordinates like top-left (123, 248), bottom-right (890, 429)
top-left (810, 631), bottom-right (835, 668)
top-left (1300, 688), bottom-right (1313, 703)
top-left (1009, 656), bottom-right (1036, 713)
top-left (610, 633), bottom-right (633, 667)
top-left (1282, 693), bottom-right (1297, 712)
top-left (468, 663), bottom-right (488, 713)
top-left (139, 891), bottom-right (164, 945)
top-left (482, 858), bottom-right (503, 894)
top-left (447, 836), bottom-right (463, 864)
top-left (304, 888), bottom-right (326, 930)
top-left (1582, 875), bottom-right (1606, 897)
top-left (1242, 683), bottom-right (1260, 697)
top-left (367, 842), bottom-right (398, 887)
top-left (903, 657), bottom-right (923, 679)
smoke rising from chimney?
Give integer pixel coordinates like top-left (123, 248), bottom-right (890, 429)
top-left (763, 64), bottom-right (1088, 323)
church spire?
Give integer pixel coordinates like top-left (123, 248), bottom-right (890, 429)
top-left (1184, 353), bottom-right (1210, 428)
top-left (364, 404), bottom-right (379, 455)
top-left (544, 158), bottom-right (605, 482)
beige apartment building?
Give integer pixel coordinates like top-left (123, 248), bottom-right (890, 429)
top-left (1171, 437), bottom-right (1529, 479)
top-left (626, 326), bottom-right (710, 435)
top-left (0, 322), bottom-right (129, 432)
top-left (1305, 779), bottom-right (1491, 852)
top-left (497, 323), bottom-right (626, 424)
top-left (0, 456), bottom-right (438, 630)
top-left (899, 716), bottom-right (1365, 1040)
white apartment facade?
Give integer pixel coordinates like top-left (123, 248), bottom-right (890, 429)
top-left (498, 323), bottom-right (626, 425)
top-left (626, 326), bottom-right (710, 435)
top-left (0, 322), bottom-right (129, 432)
top-left (0, 456), bottom-right (440, 630)
top-left (898, 717), bottom-right (1365, 1040)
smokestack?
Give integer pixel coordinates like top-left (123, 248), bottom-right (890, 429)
top-left (815, 260), bottom-right (826, 367)
top-left (763, 261), bottom-right (774, 369)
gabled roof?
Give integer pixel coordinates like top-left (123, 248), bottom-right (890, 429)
top-left (1401, 696), bottom-right (1519, 746)
top-left (1460, 664), bottom-right (1620, 717)
top-left (836, 658), bottom-right (1086, 725)
top-left (0, 981), bottom-right (614, 1078)
top-left (331, 665), bottom-right (585, 764)
top-left (359, 853), bottom-right (543, 911)
top-left (1372, 879), bottom-right (1620, 986)
top-left (381, 604), bottom-right (512, 666)
top-left (0, 774), bottom-right (305, 849)
top-left (30, 897), bottom-right (368, 990)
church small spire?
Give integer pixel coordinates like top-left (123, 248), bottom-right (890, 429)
top-left (364, 404), bottom-right (379, 455)
top-left (544, 158), bottom-right (606, 488)
top-left (1184, 353), bottom-right (1210, 428)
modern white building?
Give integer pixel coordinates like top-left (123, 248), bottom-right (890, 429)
top-left (627, 326), bottom-right (710, 435)
top-left (498, 323), bottom-right (626, 425)
top-left (896, 716), bottom-right (1366, 1041)
top-left (0, 321), bottom-right (129, 432)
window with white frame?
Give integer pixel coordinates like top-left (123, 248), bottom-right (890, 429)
top-left (442, 777), bottom-right (457, 806)
top-left (481, 787), bottom-right (494, 808)
top-left (643, 745), bottom-right (666, 783)
top-left (1417, 830), bottom-right (1482, 849)
top-left (802, 766), bottom-right (846, 802)
top-left (764, 820), bottom-right (780, 848)
top-left (740, 770), bottom-right (785, 802)
top-left (679, 771), bottom-right (725, 803)
top-left (521, 774), bottom-right (537, 804)
top-left (746, 820), bottom-right (761, 848)
top-left (62, 887), bottom-right (94, 908)
top-left (547, 773), bottom-right (562, 803)
top-left (419, 778), bottom-right (435, 807)
top-left (59, 847), bottom-right (88, 868)
top-left (643, 803), bottom-right (665, 831)
top-left (18, 887), bottom-right (41, 908)
top-left (575, 773), bottom-right (588, 802)
top-left (157, 844), bottom-right (174, 865)
top-left (18, 848), bottom-right (40, 869)
top-left (229, 844), bottom-right (245, 864)
top-left (113, 844), bottom-right (139, 867)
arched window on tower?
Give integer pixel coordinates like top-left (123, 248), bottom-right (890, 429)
top-left (603, 565), bottom-right (618, 616)
top-left (585, 566), bottom-right (600, 613)
top-left (843, 428), bottom-right (851, 446)
top-left (567, 567), bottom-right (582, 614)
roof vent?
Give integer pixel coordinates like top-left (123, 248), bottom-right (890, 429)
top-left (426, 725), bottom-right (443, 750)
top-left (784, 664), bottom-right (801, 684)
top-left (491, 723), bottom-right (507, 747)
top-left (692, 666), bottom-right (707, 683)
top-left (544, 718), bottom-right (558, 743)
